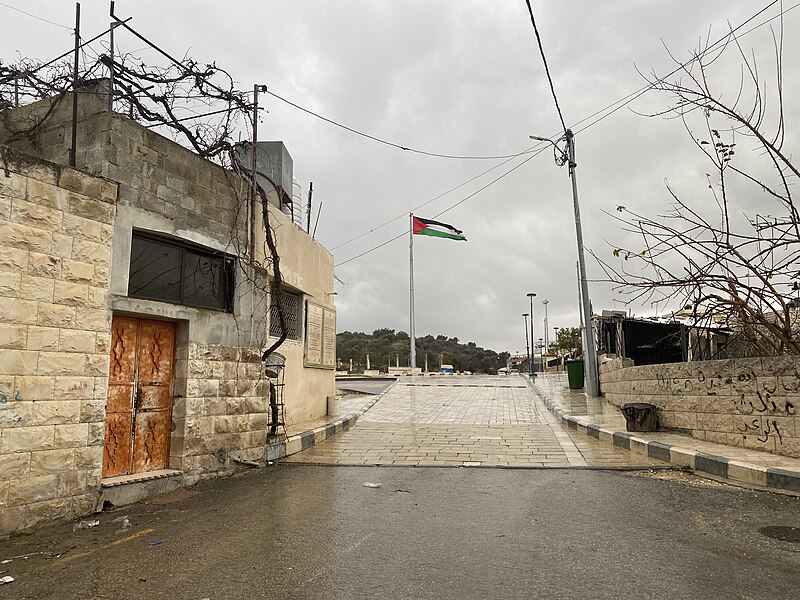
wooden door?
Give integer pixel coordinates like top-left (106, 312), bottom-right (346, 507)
top-left (103, 316), bottom-right (176, 478)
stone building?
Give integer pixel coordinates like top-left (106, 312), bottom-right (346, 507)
top-left (0, 82), bottom-right (336, 535)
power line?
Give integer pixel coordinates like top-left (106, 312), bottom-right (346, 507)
top-left (334, 147), bottom-right (546, 267)
top-left (332, 0), bottom-right (792, 269)
top-left (330, 143), bottom-right (548, 251)
top-left (0, 1), bottom-right (73, 31)
top-left (571, 0), bottom-right (796, 136)
top-left (524, 0), bottom-right (567, 134)
top-left (264, 89), bottom-right (536, 161)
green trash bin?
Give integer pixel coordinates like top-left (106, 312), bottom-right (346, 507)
top-left (566, 359), bottom-right (584, 389)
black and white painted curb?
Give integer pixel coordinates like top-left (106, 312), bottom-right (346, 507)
top-left (267, 381), bottom-right (397, 462)
top-left (530, 379), bottom-right (800, 493)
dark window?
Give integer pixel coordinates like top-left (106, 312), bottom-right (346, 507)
top-left (129, 232), bottom-right (234, 312)
top-left (269, 290), bottom-right (302, 340)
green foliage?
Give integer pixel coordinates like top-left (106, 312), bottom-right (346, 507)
top-left (555, 326), bottom-right (583, 355)
top-left (336, 329), bottom-right (508, 373)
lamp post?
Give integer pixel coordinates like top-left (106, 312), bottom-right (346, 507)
top-left (553, 326), bottom-right (561, 371)
top-left (522, 313), bottom-right (530, 375)
top-left (538, 338), bottom-right (544, 372)
top-left (542, 299), bottom-right (549, 355)
top-left (530, 131), bottom-right (599, 396)
top-left (527, 293), bottom-right (536, 377)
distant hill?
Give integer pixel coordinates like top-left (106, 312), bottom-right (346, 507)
top-left (336, 329), bottom-right (509, 373)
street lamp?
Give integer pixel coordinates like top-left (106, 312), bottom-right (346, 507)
top-left (527, 293), bottom-right (536, 377)
top-left (522, 313), bottom-right (531, 375)
top-left (530, 131), bottom-right (599, 396)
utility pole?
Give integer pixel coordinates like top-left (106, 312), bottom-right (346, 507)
top-left (542, 299), bottom-right (549, 355)
top-left (565, 130), bottom-right (599, 396)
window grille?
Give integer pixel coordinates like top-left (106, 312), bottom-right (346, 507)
top-left (270, 289), bottom-right (302, 340)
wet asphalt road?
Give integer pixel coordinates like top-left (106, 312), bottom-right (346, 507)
top-left (2, 465), bottom-right (800, 599)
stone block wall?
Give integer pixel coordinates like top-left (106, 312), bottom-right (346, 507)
top-left (173, 343), bottom-right (270, 476)
top-left (600, 356), bottom-right (800, 457)
top-left (0, 146), bottom-right (118, 534)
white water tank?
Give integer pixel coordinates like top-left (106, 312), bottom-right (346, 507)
top-left (291, 177), bottom-right (304, 227)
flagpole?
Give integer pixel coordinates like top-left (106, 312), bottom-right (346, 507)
top-left (409, 213), bottom-right (416, 372)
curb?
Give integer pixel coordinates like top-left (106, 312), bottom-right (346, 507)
top-left (530, 379), bottom-right (800, 494)
top-left (267, 381), bottom-right (397, 462)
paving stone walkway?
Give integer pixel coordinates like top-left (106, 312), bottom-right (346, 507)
top-left (282, 375), bottom-right (668, 468)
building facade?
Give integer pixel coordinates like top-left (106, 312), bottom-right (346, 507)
top-left (0, 82), bottom-right (335, 535)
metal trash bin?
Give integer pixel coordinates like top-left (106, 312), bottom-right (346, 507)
top-left (621, 403), bottom-right (658, 432)
top-left (565, 359), bottom-right (584, 389)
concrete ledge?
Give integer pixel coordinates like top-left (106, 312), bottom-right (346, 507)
top-left (530, 377), bottom-right (800, 495)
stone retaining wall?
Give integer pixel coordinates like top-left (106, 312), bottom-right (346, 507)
top-left (600, 356), bottom-right (800, 458)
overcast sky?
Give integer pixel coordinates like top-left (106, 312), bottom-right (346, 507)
top-left (2, 1), bottom-right (798, 356)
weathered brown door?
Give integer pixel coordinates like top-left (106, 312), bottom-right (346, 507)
top-left (103, 316), bottom-right (176, 478)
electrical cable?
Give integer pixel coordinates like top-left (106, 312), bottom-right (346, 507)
top-left (331, 0), bottom-right (792, 269)
top-left (0, 1), bottom-right (73, 31)
top-left (568, 0), bottom-right (789, 136)
top-left (264, 89), bottom-right (537, 161)
top-left (523, 0), bottom-right (567, 134)
top-left (330, 144), bottom-right (548, 251)
top-left (334, 147), bottom-right (547, 267)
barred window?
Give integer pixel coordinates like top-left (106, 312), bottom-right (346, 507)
top-left (270, 289), bottom-right (302, 340)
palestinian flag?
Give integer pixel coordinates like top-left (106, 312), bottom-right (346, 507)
top-left (412, 216), bottom-right (466, 241)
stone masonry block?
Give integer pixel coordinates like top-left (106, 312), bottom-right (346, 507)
top-left (7, 473), bottom-right (60, 506)
top-left (696, 413), bottom-right (734, 433)
top-left (1, 425), bottom-right (54, 453)
top-left (53, 281), bottom-right (89, 306)
top-left (0, 452), bottom-right (31, 481)
top-left (73, 445), bottom-right (102, 470)
top-left (27, 252), bottom-right (62, 278)
top-left (74, 308), bottom-right (109, 331)
top-left (0, 247), bottom-right (29, 272)
top-left (5, 399), bottom-right (80, 428)
top-left (72, 239), bottom-right (110, 266)
top-left (0, 269), bottom-right (21, 298)
top-left (0, 298), bottom-right (38, 324)
top-left (52, 233), bottom-right (73, 259)
top-left (0, 323), bottom-right (27, 348)
top-left (0, 349), bottom-right (38, 375)
top-left (0, 221), bottom-right (53, 253)
top-left (85, 353), bottom-right (109, 377)
top-left (57, 469), bottom-right (89, 497)
top-left (27, 179), bottom-right (64, 210)
top-left (80, 399), bottom-right (106, 423)
top-left (87, 421), bottom-right (104, 447)
top-left (20, 275), bottom-right (55, 303)
top-left (36, 351), bottom-right (87, 376)
top-left (15, 376), bottom-right (56, 400)
top-left (53, 423), bottom-right (89, 448)
top-left (54, 376), bottom-right (95, 400)
top-left (87, 286), bottom-right (107, 306)
top-left (67, 193), bottom-right (114, 225)
top-left (37, 302), bottom-right (77, 328)
top-left (28, 325), bottom-right (61, 351)
top-left (29, 448), bottom-right (75, 476)
top-left (59, 329), bottom-right (96, 353)
top-left (11, 198), bottom-right (63, 230)
top-left (61, 258), bottom-right (95, 283)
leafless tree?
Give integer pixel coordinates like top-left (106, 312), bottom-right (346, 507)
top-left (595, 24), bottom-right (799, 356)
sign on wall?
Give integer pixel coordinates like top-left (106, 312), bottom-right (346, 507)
top-left (305, 301), bottom-right (336, 369)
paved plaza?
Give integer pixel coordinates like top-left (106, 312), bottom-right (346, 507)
top-left (283, 375), bottom-right (668, 468)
